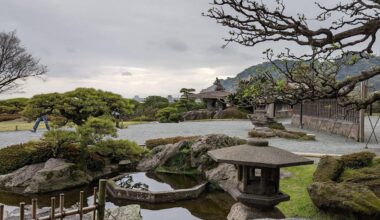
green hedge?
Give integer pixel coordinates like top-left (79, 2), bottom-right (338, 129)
top-left (0, 114), bottom-right (21, 122)
top-left (0, 141), bottom-right (53, 174)
top-left (145, 136), bottom-right (200, 150)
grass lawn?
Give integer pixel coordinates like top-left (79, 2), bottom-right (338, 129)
top-left (279, 164), bottom-right (339, 219)
top-left (0, 119), bottom-right (35, 132)
top-left (0, 119), bottom-right (149, 132)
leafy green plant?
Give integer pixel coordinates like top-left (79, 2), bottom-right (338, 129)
top-left (76, 117), bottom-right (117, 148)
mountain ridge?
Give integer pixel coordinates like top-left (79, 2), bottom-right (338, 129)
top-left (202, 57), bottom-right (380, 93)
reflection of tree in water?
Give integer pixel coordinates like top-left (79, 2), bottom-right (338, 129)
top-left (116, 175), bottom-right (149, 191)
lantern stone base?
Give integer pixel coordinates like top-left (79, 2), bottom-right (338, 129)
top-left (229, 188), bottom-right (290, 209)
top-left (227, 202), bottom-right (285, 220)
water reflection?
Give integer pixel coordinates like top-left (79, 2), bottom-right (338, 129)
top-left (115, 172), bottom-right (203, 192)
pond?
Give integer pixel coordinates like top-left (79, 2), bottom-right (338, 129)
top-left (115, 172), bottom-right (203, 192)
top-left (0, 184), bottom-right (234, 220)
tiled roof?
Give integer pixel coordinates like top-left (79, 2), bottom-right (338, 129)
top-left (189, 91), bottom-right (231, 99)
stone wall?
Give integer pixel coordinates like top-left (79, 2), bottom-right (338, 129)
top-left (291, 114), bottom-right (359, 141)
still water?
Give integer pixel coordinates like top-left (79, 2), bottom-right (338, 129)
top-left (0, 173), bottom-right (234, 220)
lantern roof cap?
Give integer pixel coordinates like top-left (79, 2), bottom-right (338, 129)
top-left (208, 139), bottom-right (313, 168)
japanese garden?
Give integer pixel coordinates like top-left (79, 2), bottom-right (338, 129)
top-left (1, 0), bottom-right (380, 220)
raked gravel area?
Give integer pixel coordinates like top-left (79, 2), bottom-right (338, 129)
top-left (0, 118), bottom-right (379, 155)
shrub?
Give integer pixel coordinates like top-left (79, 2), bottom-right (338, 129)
top-left (156, 107), bottom-right (181, 123)
top-left (76, 117), bottom-right (117, 147)
top-left (92, 139), bottom-right (148, 163)
top-left (57, 143), bottom-right (82, 163)
top-left (0, 141), bottom-right (52, 174)
top-left (0, 114), bottom-right (21, 122)
top-left (129, 116), bottom-right (156, 122)
top-left (43, 130), bottom-right (79, 156)
top-left (213, 107), bottom-right (247, 119)
top-left (341, 152), bottom-right (376, 169)
top-left (145, 136), bottom-right (200, 150)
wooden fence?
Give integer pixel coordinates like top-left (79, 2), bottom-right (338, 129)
top-left (293, 99), bottom-right (359, 123)
top-left (0, 180), bottom-right (106, 220)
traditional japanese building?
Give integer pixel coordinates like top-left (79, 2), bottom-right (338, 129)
top-left (190, 78), bottom-right (231, 111)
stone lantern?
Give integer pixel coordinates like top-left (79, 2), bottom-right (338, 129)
top-left (208, 138), bottom-right (313, 210)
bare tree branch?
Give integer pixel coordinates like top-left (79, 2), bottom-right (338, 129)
top-left (0, 31), bottom-right (47, 94)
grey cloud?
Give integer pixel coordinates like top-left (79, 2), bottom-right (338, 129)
top-left (0, 0), bottom-right (379, 98)
top-left (165, 39), bottom-right (189, 52)
top-left (122, 71), bottom-right (133, 76)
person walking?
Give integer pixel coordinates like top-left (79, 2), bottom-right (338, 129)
top-left (31, 114), bottom-right (50, 132)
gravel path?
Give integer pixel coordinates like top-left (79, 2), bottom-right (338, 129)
top-left (0, 118), bottom-right (379, 155)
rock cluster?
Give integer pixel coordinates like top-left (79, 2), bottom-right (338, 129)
top-left (0, 158), bottom-right (115, 194)
top-left (138, 134), bottom-right (246, 174)
top-left (308, 153), bottom-right (380, 219)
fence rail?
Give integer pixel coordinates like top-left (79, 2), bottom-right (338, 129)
top-left (293, 99), bottom-right (359, 124)
top-left (0, 180), bottom-right (106, 220)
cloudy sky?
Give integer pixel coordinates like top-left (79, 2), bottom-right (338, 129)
top-left (1, 0), bottom-right (378, 99)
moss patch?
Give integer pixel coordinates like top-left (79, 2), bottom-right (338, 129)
top-left (341, 151), bottom-right (376, 169)
top-left (145, 136), bottom-right (199, 150)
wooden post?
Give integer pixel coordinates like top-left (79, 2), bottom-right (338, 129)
top-left (359, 81), bottom-right (368, 142)
top-left (0, 204), bottom-right (4, 220)
top-left (93, 187), bottom-right (97, 220)
top-left (51, 197), bottom-right (56, 220)
top-left (20, 202), bottom-right (25, 220)
top-left (59, 194), bottom-right (64, 220)
top-left (300, 101), bottom-right (304, 129)
top-left (97, 180), bottom-right (107, 220)
top-left (79, 191), bottom-right (84, 220)
top-left (32, 199), bottom-right (38, 220)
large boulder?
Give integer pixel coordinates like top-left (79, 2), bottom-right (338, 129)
top-left (139, 134), bottom-right (246, 175)
top-left (205, 163), bottom-right (237, 192)
top-left (105, 205), bottom-right (142, 220)
top-left (137, 142), bottom-right (182, 171)
top-left (191, 134), bottom-right (246, 171)
top-left (0, 163), bottom-right (44, 191)
top-left (308, 182), bottom-right (380, 218)
top-left (312, 156), bottom-right (344, 182)
top-left (227, 202), bottom-right (285, 220)
top-left (0, 158), bottom-right (91, 194)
